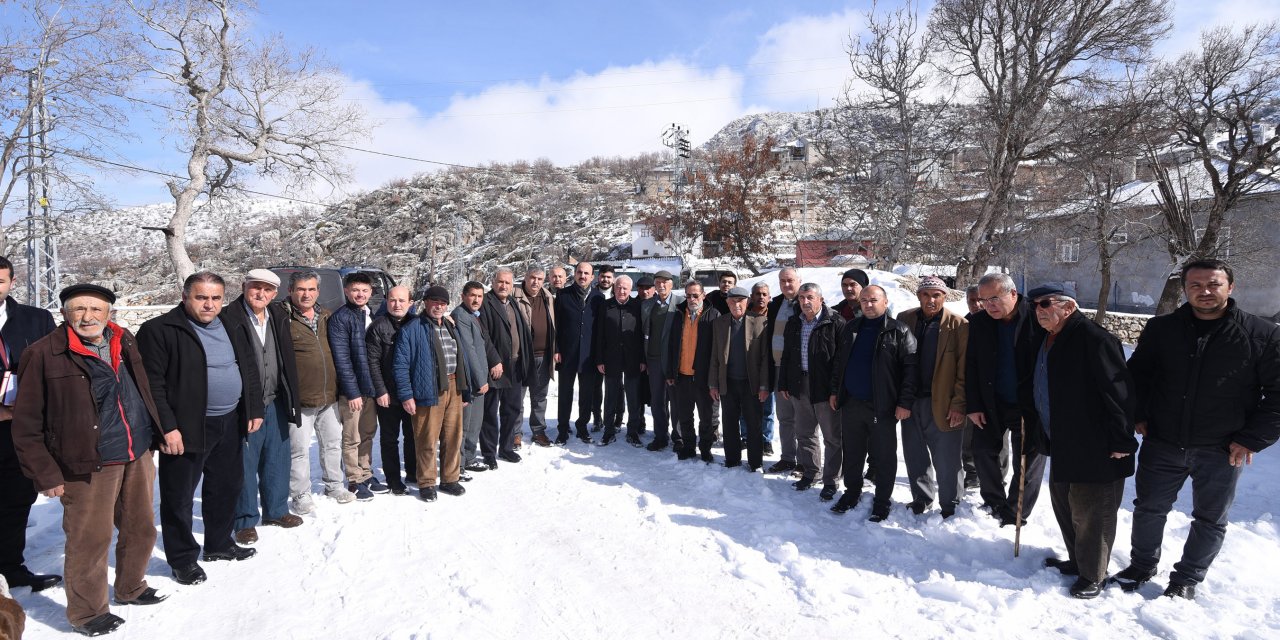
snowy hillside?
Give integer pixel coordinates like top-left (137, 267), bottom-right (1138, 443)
top-left (14, 383), bottom-right (1280, 639)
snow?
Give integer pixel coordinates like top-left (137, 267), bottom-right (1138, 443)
top-left (12, 301), bottom-right (1280, 639)
top-left (738, 267), bottom-right (970, 319)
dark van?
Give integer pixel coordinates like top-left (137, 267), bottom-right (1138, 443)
top-left (269, 266), bottom-right (397, 313)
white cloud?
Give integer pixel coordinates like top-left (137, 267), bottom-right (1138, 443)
top-left (746, 9), bottom-right (863, 110)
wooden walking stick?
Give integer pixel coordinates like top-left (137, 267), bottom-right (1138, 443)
top-left (1014, 417), bottom-right (1027, 557)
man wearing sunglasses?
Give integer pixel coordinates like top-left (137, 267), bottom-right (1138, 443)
top-left (965, 273), bottom-right (1047, 527)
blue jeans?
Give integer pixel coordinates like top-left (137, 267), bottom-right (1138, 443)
top-left (1129, 437), bottom-right (1243, 586)
top-left (234, 399), bottom-right (290, 530)
top-left (740, 392), bottom-right (775, 444)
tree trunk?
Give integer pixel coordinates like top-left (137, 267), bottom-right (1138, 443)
top-left (1155, 274), bottom-right (1182, 315)
top-left (1095, 255), bottom-right (1112, 325)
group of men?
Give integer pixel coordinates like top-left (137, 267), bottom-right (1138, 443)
top-left (0, 255), bottom-right (1276, 635)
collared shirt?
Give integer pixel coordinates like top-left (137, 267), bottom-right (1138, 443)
top-left (0, 300), bottom-right (8, 332)
top-left (243, 299), bottom-right (270, 345)
top-left (432, 318), bottom-right (458, 375)
top-left (799, 311), bottom-right (822, 372)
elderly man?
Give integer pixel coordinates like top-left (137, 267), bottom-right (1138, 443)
top-left (283, 271), bottom-right (353, 512)
top-left (366, 285), bottom-right (417, 494)
top-left (139, 272), bottom-right (263, 586)
top-left (748, 282), bottom-right (776, 455)
top-left (705, 271), bottom-right (737, 315)
top-left (666, 281), bottom-right (721, 461)
top-left (480, 268), bottom-right (534, 466)
top-left (555, 262), bottom-right (605, 444)
top-left (779, 283), bottom-right (846, 499)
top-left (897, 277), bottom-right (969, 518)
top-left (642, 270), bottom-right (684, 451)
top-left (1022, 282), bottom-right (1137, 599)
top-left (1114, 260), bottom-right (1280, 600)
top-left (636, 276), bottom-right (656, 301)
top-left (829, 285), bottom-right (917, 522)
top-left (452, 282), bottom-right (493, 473)
top-left (548, 266), bottom-right (569, 294)
top-left (966, 273), bottom-right (1047, 527)
top-left (766, 268), bottom-right (802, 473)
top-left (594, 275), bottom-right (646, 446)
top-left (395, 286), bottom-right (472, 502)
top-left (833, 268), bottom-right (868, 321)
top-left (709, 287), bottom-right (771, 471)
top-left (223, 270), bottom-right (304, 547)
top-left (0, 256), bottom-right (58, 595)
top-left (12, 284), bottom-right (164, 636)
top-left (514, 267), bottom-right (557, 447)
top-left (329, 272), bottom-right (385, 501)
top-left (962, 283), bottom-right (985, 491)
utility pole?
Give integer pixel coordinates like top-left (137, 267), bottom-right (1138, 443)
top-left (23, 60), bottom-right (61, 310)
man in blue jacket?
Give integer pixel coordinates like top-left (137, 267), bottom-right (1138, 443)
top-left (328, 272), bottom-right (386, 501)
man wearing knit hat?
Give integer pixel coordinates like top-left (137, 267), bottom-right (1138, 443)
top-left (897, 277), bottom-right (969, 517)
top-left (833, 269), bottom-right (868, 322)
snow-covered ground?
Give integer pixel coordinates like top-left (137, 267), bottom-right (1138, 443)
top-left (13, 368), bottom-right (1280, 639)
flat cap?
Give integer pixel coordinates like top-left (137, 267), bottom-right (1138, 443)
top-left (918, 276), bottom-right (948, 292)
top-left (653, 270), bottom-right (675, 281)
top-left (842, 268), bottom-right (869, 288)
top-left (245, 268), bottom-right (281, 288)
top-left (636, 276), bottom-right (655, 288)
top-left (726, 286), bottom-right (750, 299)
top-left (1027, 281), bottom-right (1077, 300)
top-left (422, 285), bottom-right (451, 302)
top-left (59, 283), bottom-right (116, 305)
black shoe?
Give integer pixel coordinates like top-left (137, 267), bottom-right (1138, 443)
top-left (1044, 557), bottom-right (1080, 576)
top-left (724, 461), bottom-right (741, 468)
top-left (793, 477), bottom-right (815, 491)
top-left (831, 492), bottom-right (859, 514)
top-left (940, 508), bottom-right (956, 519)
top-left (203, 544), bottom-right (257, 562)
top-left (763, 443), bottom-right (775, 456)
top-left (766, 460), bottom-right (796, 474)
top-left (389, 484), bottom-right (408, 496)
top-left (438, 482), bottom-right (466, 497)
top-left (483, 456), bottom-right (499, 470)
top-left (1110, 565), bottom-right (1156, 592)
top-left (498, 450), bottom-right (523, 463)
top-left (72, 612), bottom-right (125, 637)
top-left (1070, 578), bottom-right (1104, 599)
top-left (419, 487), bottom-right (438, 502)
top-left (591, 422), bottom-right (603, 432)
top-left (1163, 583), bottom-right (1196, 600)
top-left (868, 506), bottom-right (890, 523)
top-left (8, 569), bottom-right (62, 592)
top-left (458, 472), bottom-right (473, 483)
top-left (365, 477), bottom-right (391, 494)
top-left (819, 486), bottom-right (837, 501)
top-left (171, 563), bottom-right (206, 585)
top-left (700, 450), bottom-right (714, 463)
top-left (646, 440), bottom-right (668, 451)
top-left (115, 586), bottom-right (168, 606)
top-left (676, 448), bottom-right (695, 461)
top-left (748, 464), bottom-right (761, 473)
top-left (600, 429), bottom-right (618, 446)
top-left (908, 501), bottom-right (931, 515)
top-left (626, 433), bottom-right (643, 447)
top-left (554, 434), bottom-right (570, 445)
top-left (578, 432), bottom-right (595, 445)
top-left (465, 461), bottom-right (489, 473)
top-left (997, 506), bottom-right (1024, 527)
top-left (964, 475), bottom-right (980, 491)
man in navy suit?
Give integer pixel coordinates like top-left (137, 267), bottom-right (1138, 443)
top-left (0, 256), bottom-right (59, 592)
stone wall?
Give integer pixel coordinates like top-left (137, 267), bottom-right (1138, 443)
top-left (1080, 309), bottom-right (1151, 344)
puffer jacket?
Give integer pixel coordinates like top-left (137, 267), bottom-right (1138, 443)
top-left (328, 302), bottom-right (376, 399)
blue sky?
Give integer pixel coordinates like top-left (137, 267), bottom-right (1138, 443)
top-left (80, 1), bottom-right (1280, 207)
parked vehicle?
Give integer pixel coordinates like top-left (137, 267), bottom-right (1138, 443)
top-left (269, 266), bottom-right (397, 312)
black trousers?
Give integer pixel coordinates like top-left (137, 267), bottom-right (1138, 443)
top-left (481, 364), bottom-right (525, 459)
top-left (646, 359), bottom-right (674, 444)
top-left (602, 369), bottom-right (644, 437)
top-left (839, 398), bottom-right (897, 509)
top-left (0, 422), bottom-right (37, 580)
top-left (973, 403), bottom-right (1044, 517)
top-left (721, 380), bottom-right (763, 468)
top-left (376, 403), bottom-right (416, 488)
top-left (672, 375), bottom-right (718, 454)
top-left (557, 365), bottom-right (602, 439)
top-left (1050, 479), bottom-right (1125, 584)
top-left (159, 411), bottom-right (243, 568)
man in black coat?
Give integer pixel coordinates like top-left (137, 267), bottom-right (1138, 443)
top-left (366, 286), bottom-right (417, 493)
top-left (829, 285), bottom-right (917, 522)
top-left (0, 256), bottom-right (59, 593)
top-left (666, 282), bottom-right (721, 461)
top-left (593, 275), bottom-right (646, 446)
top-left (965, 273), bottom-right (1047, 527)
top-left (1113, 260), bottom-right (1280, 600)
top-left (221, 269), bottom-right (304, 547)
top-left (778, 283), bottom-right (845, 499)
top-left (138, 272), bottom-right (264, 586)
top-left (1023, 282), bottom-right (1137, 599)
top-left (765, 268), bottom-right (801, 473)
top-left (478, 268), bottom-right (534, 467)
top-left (554, 262), bottom-right (605, 444)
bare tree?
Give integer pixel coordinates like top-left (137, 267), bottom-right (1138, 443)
top-left (929, 0), bottom-right (1171, 286)
top-left (683, 134), bottom-right (788, 275)
top-left (127, 0), bottom-right (366, 282)
top-left (1142, 23), bottom-right (1280, 313)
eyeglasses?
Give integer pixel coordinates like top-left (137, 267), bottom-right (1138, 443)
top-left (977, 296), bottom-right (1005, 306)
top-left (1034, 298), bottom-right (1066, 308)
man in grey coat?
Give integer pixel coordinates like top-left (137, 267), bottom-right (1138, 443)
top-left (451, 281), bottom-right (494, 474)
top-left (641, 270), bottom-right (683, 451)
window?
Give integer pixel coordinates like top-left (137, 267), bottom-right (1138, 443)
top-left (639, 227), bottom-right (650, 238)
top-left (790, 145), bottom-right (806, 161)
top-left (1055, 237), bottom-right (1080, 263)
top-left (1194, 226), bottom-right (1231, 258)
top-left (1110, 230), bottom-right (1128, 244)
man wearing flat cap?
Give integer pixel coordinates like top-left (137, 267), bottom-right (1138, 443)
top-left (221, 269), bottom-right (303, 547)
top-left (1021, 282), bottom-right (1137, 599)
top-left (708, 287), bottom-right (771, 470)
top-left (394, 286), bottom-right (472, 502)
top-left (12, 284), bottom-right (166, 636)
top-left (642, 270), bottom-right (683, 451)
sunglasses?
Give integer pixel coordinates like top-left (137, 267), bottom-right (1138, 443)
top-left (1034, 298), bottom-right (1066, 308)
